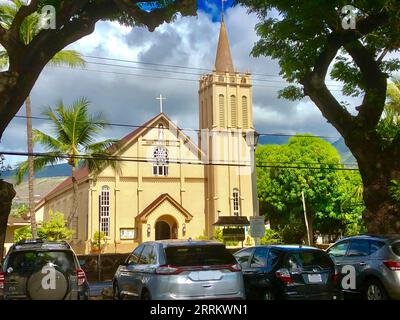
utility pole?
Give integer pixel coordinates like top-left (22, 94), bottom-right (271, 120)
top-left (301, 191), bottom-right (311, 245)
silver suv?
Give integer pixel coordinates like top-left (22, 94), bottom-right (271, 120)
top-left (113, 240), bottom-right (245, 300)
top-left (327, 234), bottom-right (400, 300)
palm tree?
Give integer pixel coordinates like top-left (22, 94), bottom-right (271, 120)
top-left (0, 0), bottom-right (85, 238)
top-left (16, 98), bottom-right (118, 226)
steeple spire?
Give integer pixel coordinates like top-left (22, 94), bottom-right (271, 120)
top-left (214, 1), bottom-right (234, 73)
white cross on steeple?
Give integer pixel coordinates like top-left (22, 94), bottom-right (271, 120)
top-left (221, 0), bottom-right (227, 21)
top-left (156, 94), bottom-right (167, 114)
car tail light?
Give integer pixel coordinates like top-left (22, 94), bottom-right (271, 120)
top-left (275, 268), bottom-right (293, 284)
top-left (383, 260), bottom-right (400, 271)
top-left (76, 269), bottom-right (86, 286)
top-left (0, 272), bottom-right (5, 289)
top-left (332, 269), bottom-right (339, 284)
top-left (155, 265), bottom-right (183, 275)
top-left (227, 263), bottom-right (242, 272)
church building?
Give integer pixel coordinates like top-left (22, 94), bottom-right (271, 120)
top-left (35, 18), bottom-right (256, 254)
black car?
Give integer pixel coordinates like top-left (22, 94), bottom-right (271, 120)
top-left (0, 239), bottom-right (89, 300)
top-left (234, 245), bottom-right (341, 300)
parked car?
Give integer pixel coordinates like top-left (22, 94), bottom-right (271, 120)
top-left (234, 245), bottom-right (341, 300)
top-left (113, 240), bottom-right (245, 300)
top-left (327, 234), bottom-right (400, 300)
top-left (0, 239), bottom-right (89, 300)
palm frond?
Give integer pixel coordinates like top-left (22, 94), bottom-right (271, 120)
top-left (49, 50), bottom-right (86, 68)
top-left (42, 103), bottom-right (71, 145)
top-left (32, 129), bottom-right (66, 152)
top-left (85, 139), bottom-right (117, 153)
top-left (85, 150), bottom-right (121, 176)
top-left (15, 154), bottom-right (62, 185)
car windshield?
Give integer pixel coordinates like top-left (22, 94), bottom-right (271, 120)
top-left (7, 251), bottom-right (76, 274)
top-left (285, 250), bottom-right (333, 272)
top-left (165, 245), bottom-right (236, 267)
top-left (392, 242), bottom-right (400, 256)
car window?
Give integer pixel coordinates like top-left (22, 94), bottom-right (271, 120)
top-left (165, 245), bottom-right (236, 267)
top-left (370, 240), bottom-right (385, 255)
top-left (234, 248), bottom-right (253, 268)
top-left (328, 241), bottom-right (349, 257)
top-left (139, 245), bottom-right (157, 265)
top-left (268, 249), bottom-right (281, 268)
top-left (348, 239), bottom-right (370, 257)
top-left (391, 242), bottom-right (400, 256)
top-left (285, 251), bottom-right (333, 272)
top-left (127, 245), bottom-right (144, 265)
top-left (7, 251), bottom-right (76, 274)
top-left (250, 247), bottom-right (269, 268)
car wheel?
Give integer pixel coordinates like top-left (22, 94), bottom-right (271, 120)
top-left (363, 279), bottom-right (388, 300)
top-left (263, 289), bottom-right (275, 300)
top-left (113, 282), bottom-right (121, 300)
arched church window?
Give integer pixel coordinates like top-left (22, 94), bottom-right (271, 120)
top-left (241, 77), bottom-right (247, 84)
top-left (233, 188), bottom-right (241, 216)
top-left (153, 147), bottom-right (169, 176)
top-left (242, 96), bottom-right (249, 128)
top-left (219, 94), bottom-right (225, 127)
top-left (100, 186), bottom-right (110, 236)
top-left (231, 95), bottom-right (237, 127)
top-left (230, 76), bottom-right (236, 83)
top-left (218, 76), bottom-right (224, 82)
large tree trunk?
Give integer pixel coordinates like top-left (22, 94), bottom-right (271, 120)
top-left (0, 180), bottom-right (16, 262)
top-left (358, 153), bottom-right (400, 233)
top-left (25, 96), bottom-right (38, 238)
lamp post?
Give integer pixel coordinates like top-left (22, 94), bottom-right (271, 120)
top-left (244, 130), bottom-right (261, 245)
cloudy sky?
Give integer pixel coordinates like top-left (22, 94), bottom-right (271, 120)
top-left (1, 0), bottom-right (365, 167)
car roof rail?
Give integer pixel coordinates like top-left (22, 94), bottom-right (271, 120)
top-left (16, 238), bottom-right (44, 245)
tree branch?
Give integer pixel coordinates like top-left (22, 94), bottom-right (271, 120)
top-left (301, 34), bottom-right (355, 138)
top-left (343, 40), bottom-right (387, 129)
top-left (9, 0), bottom-right (40, 34)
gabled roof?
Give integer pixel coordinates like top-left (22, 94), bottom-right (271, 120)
top-left (136, 193), bottom-right (193, 223)
top-left (36, 113), bottom-right (201, 209)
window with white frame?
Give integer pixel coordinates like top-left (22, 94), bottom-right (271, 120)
top-left (233, 189), bottom-right (241, 216)
top-left (100, 186), bottom-right (110, 236)
top-left (153, 147), bottom-right (169, 176)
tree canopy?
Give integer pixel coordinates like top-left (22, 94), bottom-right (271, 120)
top-left (256, 136), bottom-right (365, 242)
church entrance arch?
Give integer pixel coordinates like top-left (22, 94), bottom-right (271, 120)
top-left (155, 215), bottom-right (178, 240)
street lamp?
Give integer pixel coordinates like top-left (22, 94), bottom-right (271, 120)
top-left (243, 131), bottom-right (260, 218)
top-left (244, 131), bottom-right (262, 245)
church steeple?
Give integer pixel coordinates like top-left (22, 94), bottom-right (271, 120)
top-left (214, 19), bottom-right (234, 73)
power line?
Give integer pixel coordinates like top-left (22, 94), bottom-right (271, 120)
top-left (0, 151), bottom-right (359, 171)
top-left (83, 60), bottom-right (344, 88)
top-left (50, 65), bottom-right (345, 92)
top-left (13, 115), bottom-right (342, 140)
top-left (83, 55), bottom-right (344, 86)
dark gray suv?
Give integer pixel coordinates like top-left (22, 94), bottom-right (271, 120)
top-left (327, 235), bottom-right (400, 300)
top-left (0, 239), bottom-right (89, 300)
